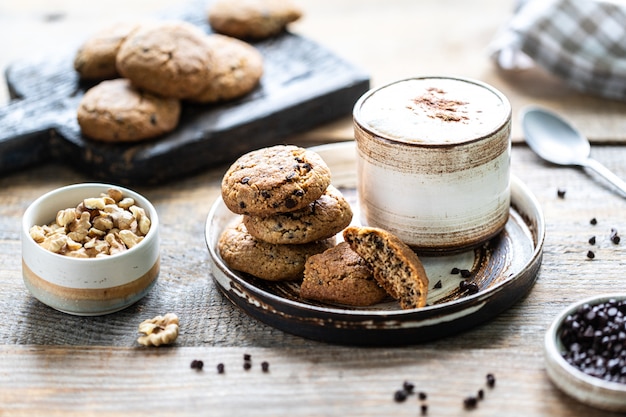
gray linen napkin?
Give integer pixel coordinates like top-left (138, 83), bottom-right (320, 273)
top-left (490, 0), bottom-right (626, 101)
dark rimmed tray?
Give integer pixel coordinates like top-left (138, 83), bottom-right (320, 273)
top-left (0, 1), bottom-right (369, 185)
top-left (205, 142), bottom-right (545, 346)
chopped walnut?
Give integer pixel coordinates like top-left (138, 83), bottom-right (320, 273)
top-left (137, 313), bottom-right (179, 347)
top-left (29, 188), bottom-right (152, 258)
top-left (118, 229), bottom-right (143, 248)
top-left (56, 208), bottom-right (76, 227)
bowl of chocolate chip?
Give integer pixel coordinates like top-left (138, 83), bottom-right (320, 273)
top-left (21, 183), bottom-right (160, 316)
top-left (544, 294), bottom-right (626, 411)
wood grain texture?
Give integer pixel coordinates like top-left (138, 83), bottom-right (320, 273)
top-left (2, 0), bottom-right (626, 416)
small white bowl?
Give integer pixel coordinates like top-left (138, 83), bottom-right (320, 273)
top-left (544, 294), bottom-right (626, 412)
top-left (21, 183), bottom-right (160, 316)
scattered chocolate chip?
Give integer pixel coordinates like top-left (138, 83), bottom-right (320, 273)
top-left (459, 280), bottom-right (468, 291)
top-left (239, 201), bottom-right (246, 209)
top-left (150, 114), bottom-right (157, 126)
top-left (589, 236), bottom-right (596, 245)
top-left (466, 282), bottom-right (479, 295)
top-left (293, 189), bottom-right (305, 197)
top-left (244, 353), bottom-right (251, 361)
top-left (394, 389), bottom-right (408, 402)
top-left (217, 363), bottom-right (225, 374)
top-left (463, 396), bottom-right (478, 409)
top-left (587, 250), bottom-right (595, 259)
top-left (450, 267), bottom-right (460, 274)
top-left (418, 392), bottom-right (427, 401)
top-left (402, 381), bottom-right (415, 394)
top-left (433, 280), bottom-right (442, 289)
top-left (477, 389), bottom-right (484, 400)
top-left (261, 361), bottom-right (270, 372)
top-left (241, 177), bottom-right (250, 184)
top-left (611, 228), bottom-right (620, 244)
top-left (486, 373), bottom-right (496, 388)
top-left (190, 360), bottom-right (203, 370)
top-left (460, 269), bottom-right (471, 278)
top-left (243, 362), bottom-right (252, 371)
top-left (590, 218), bottom-right (598, 225)
top-left (557, 188), bottom-right (566, 198)
top-left (420, 404), bottom-right (428, 415)
top-left (261, 190), bottom-right (271, 199)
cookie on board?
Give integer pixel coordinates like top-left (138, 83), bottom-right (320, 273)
top-left (301, 242), bottom-right (387, 307)
top-left (243, 185), bottom-right (352, 244)
top-left (218, 220), bottom-right (335, 281)
top-left (77, 78), bottom-right (181, 142)
top-left (73, 21), bottom-right (144, 80)
top-left (188, 34), bottom-right (264, 103)
top-left (116, 21), bottom-right (214, 99)
top-left (208, 0), bottom-right (303, 40)
top-left (342, 226), bottom-right (429, 310)
top-left (221, 145), bottom-right (332, 216)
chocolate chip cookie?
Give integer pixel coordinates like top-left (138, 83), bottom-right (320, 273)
top-left (188, 34), bottom-right (263, 103)
top-left (301, 242), bottom-right (387, 307)
top-left (218, 220), bottom-right (335, 281)
top-left (116, 21), bottom-right (214, 99)
top-left (77, 78), bottom-right (181, 142)
top-left (243, 185), bottom-right (352, 244)
top-left (221, 145), bottom-right (332, 216)
top-left (208, 0), bottom-right (303, 40)
top-left (342, 226), bottom-right (429, 310)
top-left (73, 21), bottom-right (144, 80)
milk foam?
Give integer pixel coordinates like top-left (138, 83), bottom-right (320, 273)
top-left (356, 78), bottom-right (508, 144)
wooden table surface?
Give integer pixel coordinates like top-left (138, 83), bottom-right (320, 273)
top-left (2, 1), bottom-right (626, 416)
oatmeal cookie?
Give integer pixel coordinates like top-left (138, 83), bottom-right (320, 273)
top-left (243, 185), bottom-right (352, 244)
top-left (221, 145), bottom-right (332, 216)
top-left (116, 21), bottom-right (214, 99)
top-left (208, 0), bottom-right (303, 39)
top-left (73, 21), bottom-right (144, 80)
top-left (77, 78), bottom-right (181, 142)
top-left (218, 220), bottom-right (335, 281)
top-left (342, 226), bottom-right (429, 310)
top-left (188, 34), bottom-right (264, 103)
top-left (301, 242), bottom-right (387, 307)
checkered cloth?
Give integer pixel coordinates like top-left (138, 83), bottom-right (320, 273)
top-left (490, 0), bottom-right (626, 101)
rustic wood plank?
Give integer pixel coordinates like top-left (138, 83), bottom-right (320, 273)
top-left (0, 345), bottom-right (618, 417)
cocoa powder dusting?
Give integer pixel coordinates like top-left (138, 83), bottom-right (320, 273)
top-left (408, 87), bottom-right (469, 122)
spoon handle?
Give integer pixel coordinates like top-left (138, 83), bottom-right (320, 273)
top-left (583, 158), bottom-right (626, 197)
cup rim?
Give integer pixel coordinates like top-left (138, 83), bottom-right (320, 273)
top-left (352, 75), bottom-right (512, 147)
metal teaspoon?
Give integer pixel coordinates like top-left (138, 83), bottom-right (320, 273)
top-left (521, 106), bottom-right (626, 197)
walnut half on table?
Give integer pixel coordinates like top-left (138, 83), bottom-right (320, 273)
top-left (137, 313), bottom-right (180, 347)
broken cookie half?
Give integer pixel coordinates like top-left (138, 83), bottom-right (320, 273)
top-left (342, 226), bottom-right (429, 310)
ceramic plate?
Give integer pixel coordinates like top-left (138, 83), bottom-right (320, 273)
top-left (205, 142), bottom-right (545, 345)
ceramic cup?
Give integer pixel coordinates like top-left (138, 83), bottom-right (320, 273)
top-left (353, 76), bottom-right (512, 253)
top-left (21, 183), bottom-right (160, 316)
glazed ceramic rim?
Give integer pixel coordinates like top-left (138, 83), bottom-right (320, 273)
top-left (544, 293), bottom-right (626, 411)
top-left (352, 75), bottom-right (512, 148)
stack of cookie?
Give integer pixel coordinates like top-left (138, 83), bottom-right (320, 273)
top-left (218, 145), bottom-right (351, 281)
top-left (74, 20), bottom-right (263, 142)
top-left (217, 145), bottom-right (431, 310)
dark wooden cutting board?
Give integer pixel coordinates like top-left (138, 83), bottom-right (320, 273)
top-left (0, 1), bottom-right (369, 185)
